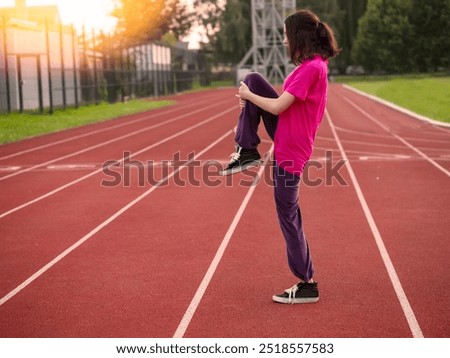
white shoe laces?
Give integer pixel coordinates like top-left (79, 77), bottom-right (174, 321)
top-left (284, 284), bottom-right (299, 304)
top-left (228, 147), bottom-right (242, 164)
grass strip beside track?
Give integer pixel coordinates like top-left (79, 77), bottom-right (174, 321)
top-left (185, 80), bottom-right (234, 94)
top-left (0, 99), bottom-right (175, 144)
top-left (334, 74), bottom-right (450, 123)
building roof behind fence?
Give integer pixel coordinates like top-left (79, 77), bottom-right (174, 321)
top-left (0, 4), bottom-right (61, 28)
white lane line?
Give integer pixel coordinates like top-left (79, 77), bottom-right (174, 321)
top-left (333, 124), bottom-right (392, 139)
top-left (258, 136), bottom-right (450, 154)
top-left (0, 166), bottom-right (22, 171)
top-left (340, 96), bottom-right (450, 178)
top-left (400, 136), bottom-right (450, 144)
top-left (0, 95), bottom-right (219, 161)
top-left (336, 125), bottom-right (450, 144)
top-left (357, 155), bottom-right (412, 161)
top-left (0, 99), bottom-right (231, 182)
top-left (335, 120), bottom-right (450, 143)
top-left (0, 130), bottom-right (233, 308)
top-left (46, 164), bottom-right (98, 170)
top-left (173, 145), bottom-right (274, 338)
top-left (325, 109), bottom-right (424, 338)
top-left (0, 107), bottom-right (236, 219)
top-left (315, 135), bottom-right (338, 142)
top-left (341, 138), bottom-right (450, 154)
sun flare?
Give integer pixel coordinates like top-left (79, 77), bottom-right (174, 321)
top-left (0, 0), bottom-right (117, 32)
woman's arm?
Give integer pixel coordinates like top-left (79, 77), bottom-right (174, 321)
top-left (238, 81), bottom-right (295, 115)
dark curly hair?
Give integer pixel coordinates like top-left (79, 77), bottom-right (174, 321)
top-left (285, 10), bottom-right (341, 65)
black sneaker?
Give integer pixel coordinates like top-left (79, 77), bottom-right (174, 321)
top-left (218, 145), bottom-right (261, 176)
top-left (272, 282), bottom-right (319, 304)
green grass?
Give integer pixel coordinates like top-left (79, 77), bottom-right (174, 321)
top-left (334, 74), bottom-right (450, 123)
top-left (188, 80), bottom-right (234, 92)
top-left (0, 99), bottom-right (175, 144)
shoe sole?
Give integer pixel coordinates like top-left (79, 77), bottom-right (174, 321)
top-left (218, 160), bottom-right (262, 176)
top-left (272, 295), bottom-right (319, 304)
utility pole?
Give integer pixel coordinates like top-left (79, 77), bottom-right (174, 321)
top-left (237, 0), bottom-right (295, 84)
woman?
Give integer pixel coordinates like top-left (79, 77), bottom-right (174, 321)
top-left (220, 10), bottom-right (340, 304)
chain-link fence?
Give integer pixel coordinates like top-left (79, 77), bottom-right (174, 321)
top-left (0, 18), bottom-right (209, 114)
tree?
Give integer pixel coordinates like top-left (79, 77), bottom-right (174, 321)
top-left (336, 0), bottom-right (367, 72)
top-left (409, 0), bottom-right (450, 72)
top-left (192, 0), bottom-right (225, 43)
top-left (296, 0), bottom-right (346, 71)
top-left (111, 0), bottom-right (193, 46)
top-left (168, 0), bottom-right (197, 41)
top-left (296, 0), bottom-right (344, 27)
top-left (212, 0), bottom-right (251, 64)
top-left (196, 0), bottom-right (367, 71)
top-left (211, 0), bottom-right (345, 66)
top-left (352, 0), bottom-right (414, 73)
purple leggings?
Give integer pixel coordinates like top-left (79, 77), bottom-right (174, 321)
top-left (236, 73), bottom-right (315, 282)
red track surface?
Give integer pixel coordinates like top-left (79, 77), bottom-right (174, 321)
top-left (0, 85), bottom-right (449, 338)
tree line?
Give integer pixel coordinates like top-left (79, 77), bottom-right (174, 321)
top-left (112, 0), bottom-right (450, 74)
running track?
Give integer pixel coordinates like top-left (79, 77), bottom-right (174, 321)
top-left (0, 84), bottom-right (449, 338)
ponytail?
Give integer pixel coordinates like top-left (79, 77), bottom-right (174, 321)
top-left (315, 21), bottom-right (341, 59)
top-left (285, 10), bottom-right (341, 64)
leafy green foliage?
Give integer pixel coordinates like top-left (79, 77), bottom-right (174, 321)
top-left (409, 0), bottom-right (450, 72)
top-left (212, 0), bottom-right (251, 64)
top-left (197, 0), bottom-right (367, 71)
top-left (353, 0), bottom-right (450, 73)
top-left (111, 0), bottom-right (193, 46)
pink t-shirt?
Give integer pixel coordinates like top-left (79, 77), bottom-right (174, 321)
top-left (274, 55), bottom-right (328, 175)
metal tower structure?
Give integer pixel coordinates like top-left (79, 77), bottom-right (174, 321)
top-left (237, 0), bottom-right (296, 84)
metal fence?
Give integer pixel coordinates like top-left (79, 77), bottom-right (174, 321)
top-left (0, 19), bottom-right (209, 114)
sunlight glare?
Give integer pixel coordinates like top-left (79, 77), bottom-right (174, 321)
top-left (0, 0), bottom-right (117, 32)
